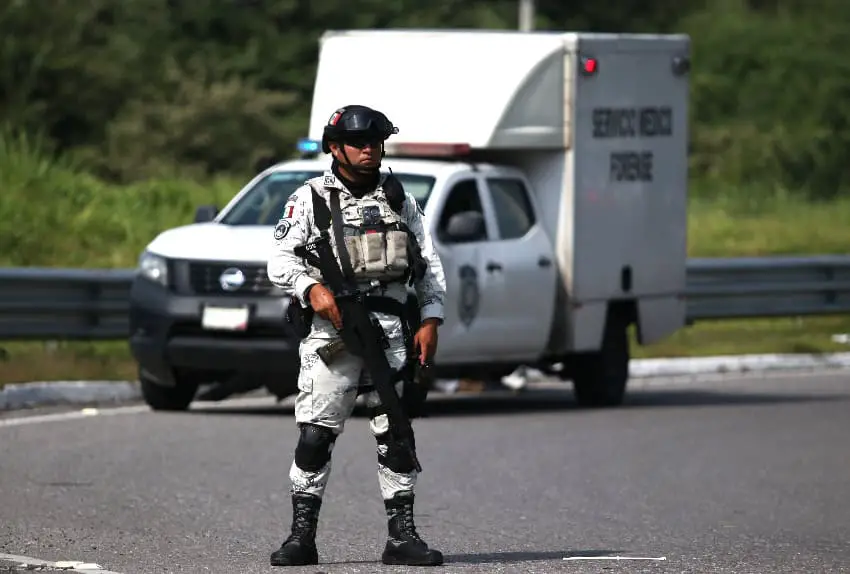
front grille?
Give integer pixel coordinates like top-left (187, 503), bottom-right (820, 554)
top-left (187, 262), bottom-right (274, 295)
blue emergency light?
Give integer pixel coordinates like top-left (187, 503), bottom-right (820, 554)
top-left (296, 138), bottom-right (321, 154)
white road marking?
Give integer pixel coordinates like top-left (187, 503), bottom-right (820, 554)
top-left (563, 556), bottom-right (667, 562)
top-left (0, 406), bottom-right (149, 428)
top-left (0, 552), bottom-right (124, 573)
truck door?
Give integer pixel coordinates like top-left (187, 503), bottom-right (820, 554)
top-left (478, 172), bottom-right (558, 360)
top-left (429, 174), bottom-right (504, 364)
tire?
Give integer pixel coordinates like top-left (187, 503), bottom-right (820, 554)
top-left (140, 370), bottom-right (199, 411)
top-left (571, 308), bottom-right (630, 408)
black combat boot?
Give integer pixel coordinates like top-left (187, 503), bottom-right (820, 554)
top-left (270, 493), bottom-right (321, 567)
top-left (381, 492), bottom-right (444, 566)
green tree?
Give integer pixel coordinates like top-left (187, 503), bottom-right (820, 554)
top-left (682, 0), bottom-right (850, 198)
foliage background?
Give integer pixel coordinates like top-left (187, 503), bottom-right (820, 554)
top-left (3, 0), bottom-right (849, 196)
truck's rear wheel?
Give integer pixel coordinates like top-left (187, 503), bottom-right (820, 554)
top-left (571, 308), bottom-right (630, 408)
top-left (140, 370), bottom-right (199, 411)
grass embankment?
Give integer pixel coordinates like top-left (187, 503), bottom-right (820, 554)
top-left (638, 193), bottom-right (850, 358)
top-left (686, 192), bottom-right (850, 257)
top-left (1, 137), bottom-right (849, 385)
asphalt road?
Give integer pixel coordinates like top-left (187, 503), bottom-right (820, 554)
top-left (1, 371), bottom-right (849, 573)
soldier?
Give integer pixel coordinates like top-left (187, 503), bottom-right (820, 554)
top-left (266, 105), bottom-right (447, 567)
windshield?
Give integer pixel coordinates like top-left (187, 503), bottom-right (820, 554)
top-left (219, 171), bottom-right (322, 226)
top-left (219, 170), bottom-right (437, 226)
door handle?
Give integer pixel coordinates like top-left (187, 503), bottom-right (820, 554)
top-left (538, 256), bottom-right (552, 268)
top-left (486, 261), bottom-right (502, 273)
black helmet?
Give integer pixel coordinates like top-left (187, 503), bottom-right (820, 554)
top-left (321, 105), bottom-right (399, 154)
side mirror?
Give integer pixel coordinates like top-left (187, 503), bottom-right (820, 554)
top-left (194, 205), bottom-right (219, 223)
top-left (445, 211), bottom-right (486, 243)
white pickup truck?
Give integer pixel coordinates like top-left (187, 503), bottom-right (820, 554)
top-left (128, 29), bottom-right (691, 410)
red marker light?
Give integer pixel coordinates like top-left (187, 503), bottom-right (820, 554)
top-left (581, 56), bottom-right (598, 76)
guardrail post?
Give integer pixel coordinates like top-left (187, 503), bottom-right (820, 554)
top-left (824, 264), bottom-right (837, 306)
top-left (86, 278), bottom-right (101, 332)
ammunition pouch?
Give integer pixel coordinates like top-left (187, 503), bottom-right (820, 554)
top-left (302, 180), bottom-right (427, 288)
top-left (342, 224), bottom-right (409, 282)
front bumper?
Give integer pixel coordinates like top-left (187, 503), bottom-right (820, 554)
top-left (128, 269), bottom-right (301, 387)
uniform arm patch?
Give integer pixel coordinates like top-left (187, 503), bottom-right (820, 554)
top-left (274, 219), bottom-right (292, 240)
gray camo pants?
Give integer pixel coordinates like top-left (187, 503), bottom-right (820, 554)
top-left (289, 312), bottom-right (415, 501)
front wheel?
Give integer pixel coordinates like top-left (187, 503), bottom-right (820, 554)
top-left (571, 309), bottom-right (630, 408)
top-left (140, 370), bottom-right (199, 411)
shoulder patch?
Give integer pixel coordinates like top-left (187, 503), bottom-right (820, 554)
top-left (323, 174), bottom-right (335, 187)
top-left (274, 219), bottom-right (292, 240)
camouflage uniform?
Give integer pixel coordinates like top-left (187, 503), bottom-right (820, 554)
top-left (268, 169), bottom-right (446, 500)
top-left (266, 100), bottom-right (447, 567)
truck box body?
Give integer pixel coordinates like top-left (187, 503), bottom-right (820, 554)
top-left (308, 30), bottom-right (689, 352)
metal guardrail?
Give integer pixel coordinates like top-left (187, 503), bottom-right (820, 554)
top-left (0, 268), bottom-right (135, 340)
top-left (685, 256), bottom-right (850, 320)
top-left (1, 256), bottom-right (850, 340)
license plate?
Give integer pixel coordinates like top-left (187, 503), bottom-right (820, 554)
top-left (201, 306), bottom-right (249, 331)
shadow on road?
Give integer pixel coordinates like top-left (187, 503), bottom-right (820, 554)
top-left (183, 386), bottom-right (848, 419)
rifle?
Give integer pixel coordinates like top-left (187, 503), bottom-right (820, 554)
top-left (295, 229), bottom-right (422, 473)
top-left (317, 336), bottom-right (434, 419)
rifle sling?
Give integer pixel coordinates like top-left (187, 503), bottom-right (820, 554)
top-left (328, 189), bottom-right (356, 282)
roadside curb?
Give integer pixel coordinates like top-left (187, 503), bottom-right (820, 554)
top-left (629, 352), bottom-right (850, 377)
top-left (0, 381), bottom-right (141, 411)
top-left (3, 352), bottom-right (850, 411)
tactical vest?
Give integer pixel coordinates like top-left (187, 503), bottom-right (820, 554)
top-left (303, 179), bottom-right (425, 286)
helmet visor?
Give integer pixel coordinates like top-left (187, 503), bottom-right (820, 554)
top-left (335, 109), bottom-right (398, 139)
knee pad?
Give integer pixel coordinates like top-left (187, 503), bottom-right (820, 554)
top-left (295, 423), bottom-right (337, 472)
top-left (376, 432), bottom-right (417, 474)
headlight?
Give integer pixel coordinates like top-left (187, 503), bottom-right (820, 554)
top-left (138, 251), bottom-right (168, 287)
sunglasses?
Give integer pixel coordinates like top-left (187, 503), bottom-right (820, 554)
top-left (342, 137), bottom-right (383, 149)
